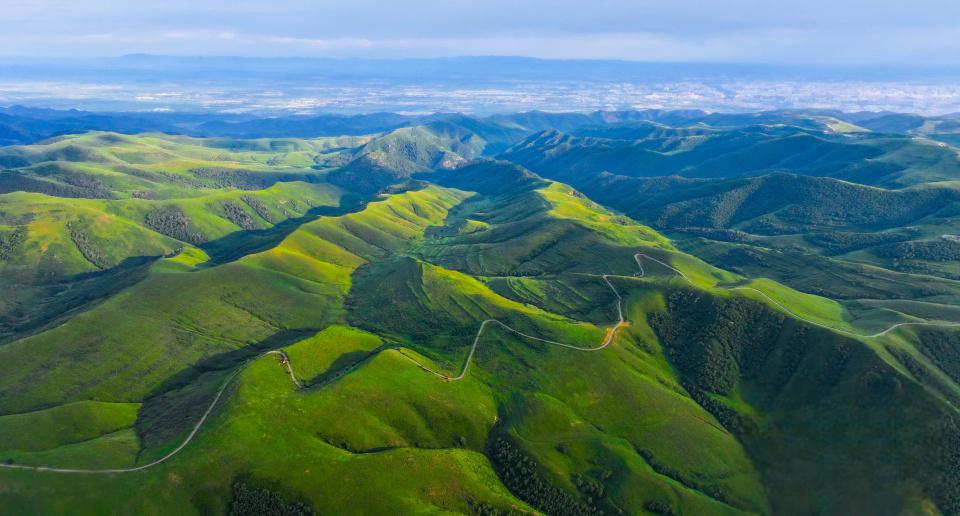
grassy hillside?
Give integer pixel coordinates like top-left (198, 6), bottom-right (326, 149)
top-left (3, 119), bottom-right (960, 515)
top-left (0, 131), bottom-right (365, 199)
top-left (579, 172), bottom-right (960, 282)
top-left (648, 285), bottom-right (960, 515)
top-left (500, 126), bottom-right (960, 187)
top-left (493, 135), bottom-right (960, 326)
top-left (0, 181), bottom-right (343, 342)
top-left (0, 185), bottom-right (466, 413)
top-left (1, 173), bottom-right (778, 514)
top-left (0, 131), bottom-right (368, 342)
top-left (327, 123), bottom-right (493, 193)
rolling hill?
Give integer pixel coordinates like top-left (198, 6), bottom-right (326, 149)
top-left (2, 110), bottom-right (960, 515)
top-left (500, 125), bottom-right (960, 187)
top-left (491, 122), bottom-right (960, 326)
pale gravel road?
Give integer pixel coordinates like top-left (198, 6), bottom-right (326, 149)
top-left (6, 252), bottom-right (959, 474)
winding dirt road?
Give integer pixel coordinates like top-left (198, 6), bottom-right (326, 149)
top-left (0, 350), bottom-right (295, 474)
top-left (632, 252), bottom-right (960, 339)
top-left (6, 252), bottom-right (960, 475)
top-left (396, 273), bottom-right (627, 381)
top-left (0, 270), bottom-right (630, 474)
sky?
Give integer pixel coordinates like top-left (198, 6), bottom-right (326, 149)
top-left (1, 0), bottom-right (959, 65)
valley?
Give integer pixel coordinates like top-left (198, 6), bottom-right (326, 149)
top-left (1, 108), bottom-right (960, 515)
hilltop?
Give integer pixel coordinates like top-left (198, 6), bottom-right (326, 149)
top-left (1, 109), bottom-right (960, 515)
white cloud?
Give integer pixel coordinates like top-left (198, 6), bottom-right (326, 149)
top-left (258, 36), bottom-right (374, 49)
top-left (0, 0), bottom-right (958, 64)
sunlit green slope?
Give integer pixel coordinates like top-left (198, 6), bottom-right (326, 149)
top-left (0, 132), bottom-right (363, 341)
top-left (2, 131), bottom-right (960, 516)
top-left (0, 128), bottom-right (960, 514)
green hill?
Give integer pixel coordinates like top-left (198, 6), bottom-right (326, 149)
top-left (327, 119), bottom-right (517, 193)
top-left (0, 132), bottom-right (363, 342)
top-left (494, 130), bottom-right (960, 322)
top-left (500, 126), bottom-right (960, 187)
top-left (0, 131), bottom-right (364, 199)
top-left (2, 115), bottom-right (960, 515)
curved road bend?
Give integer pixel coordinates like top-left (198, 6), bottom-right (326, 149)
top-left (0, 271), bottom-right (631, 474)
top-left (7, 253), bottom-right (960, 474)
top-left (0, 351), bottom-right (296, 474)
top-left (631, 252), bottom-right (960, 339)
top-left (395, 273), bottom-right (627, 381)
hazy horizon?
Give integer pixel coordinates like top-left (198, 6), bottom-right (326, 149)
top-left (2, 2), bottom-right (959, 115)
top-left (3, 0), bottom-right (960, 66)
top-left (5, 4), bottom-right (960, 514)
top-left (1, 55), bottom-right (959, 116)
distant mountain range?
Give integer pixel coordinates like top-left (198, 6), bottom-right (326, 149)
top-left (3, 104), bottom-right (960, 146)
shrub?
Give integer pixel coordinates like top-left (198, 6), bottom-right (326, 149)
top-left (572, 473), bottom-right (605, 501)
top-left (144, 206), bottom-right (206, 245)
top-left (487, 437), bottom-right (602, 516)
top-left (875, 240), bottom-right (960, 263)
top-left (222, 200), bottom-right (256, 229)
top-left (242, 195), bottom-right (277, 224)
top-left (0, 226), bottom-right (26, 260)
top-left (470, 501), bottom-right (518, 516)
top-left (228, 481), bottom-right (314, 516)
top-left (68, 221), bottom-right (111, 269)
top-left (644, 500), bottom-right (674, 515)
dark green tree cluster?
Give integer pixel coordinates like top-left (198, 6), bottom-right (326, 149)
top-left (228, 481), bottom-right (314, 516)
top-left (805, 229), bottom-right (918, 255)
top-left (241, 195), bottom-right (277, 224)
top-left (887, 347), bottom-right (929, 383)
top-left (0, 226), bottom-right (25, 260)
top-left (875, 239), bottom-right (960, 262)
top-left (572, 473), bottom-right (606, 502)
top-left (221, 200), bottom-right (256, 229)
top-left (189, 167), bottom-right (296, 190)
top-left (0, 170), bottom-right (100, 198)
top-left (469, 501), bottom-right (520, 516)
top-left (635, 447), bottom-right (729, 504)
top-left (914, 415), bottom-right (960, 515)
top-left (487, 437), bottom-right (602, 516)
top-left (599, 168), bottom-right (960, 238)
top-left (643, 501), bottom-right (674, 515)
top-left (682, 382), bottom-right (753, 434)
top-left (58, 171), bottom-right (112, 199)
top-left (648, 288), bottom-right (786, 395)
top-left (647, 287), bottom-right (861, 435)
top-left (915, 329), bottom-right (960, 385)
top-left (144, 205), bottom-right (206, 245)
top-left (738, 217), bottom-right (802, 236)
top-left (934, 422), bottom-right (960, 515)
top-left (131, 190), bottom-right (156, 199)
top-left (135, 373), bottom-right (224, 450)
top-left (67, 221), bottom-right (110, 269)
top-left (676, 228), bottom-right (753, 243)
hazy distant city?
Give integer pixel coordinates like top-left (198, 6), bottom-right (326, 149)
top-left (2, 56), bottom-right (958, 115)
